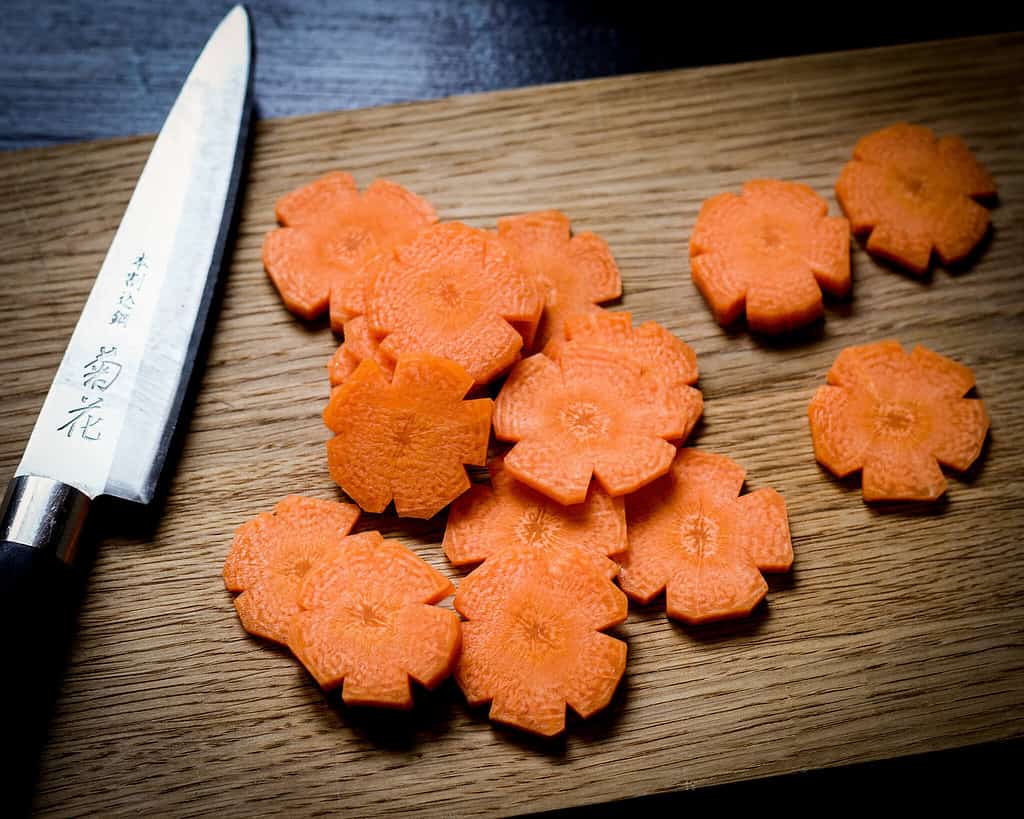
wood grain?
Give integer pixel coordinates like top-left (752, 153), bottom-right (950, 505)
top-left (1, 33), bottom-right (1023, 817)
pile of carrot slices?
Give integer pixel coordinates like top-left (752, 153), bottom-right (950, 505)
top-left (228, 121), bottom-right (994, 737)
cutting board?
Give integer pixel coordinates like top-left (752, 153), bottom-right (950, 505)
top-left (1, 33), bottom-right (1022, 817)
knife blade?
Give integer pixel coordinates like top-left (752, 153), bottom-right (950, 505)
top-left (0, 5), bottom-right (253, 570)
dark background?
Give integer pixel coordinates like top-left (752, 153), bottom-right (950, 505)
top-left (1, 0), bottom-right (1019, 810)
top-left (1, 0), bottom-right (1019, 150)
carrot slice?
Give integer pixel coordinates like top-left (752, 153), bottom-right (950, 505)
top-left (808, 340), bottom-right (989, 500)
top-left (263, 173), bottom-right (437, 320)
top-left (367, 222), bottom-right (545, 385)
top-left (497, 211), bottom-right (622, 352)
top-left (323, 353), bottom-right (493, 518)
top-left (287, 531), bottom-right (460, 708)
top-left (689, 180), bottom-right (851, 334)
top-left (494, 343), bottom-right (694, 504)
top-left (443, 456), bottom-right (626, 579)
top-left (327, 315), bottom-right (394, 389)
top-left (454, 543), bottom-right (627, 736)
top-left (562, 311), bottom-right (703, 438)
top-left (618, 449), bottom-right (792, 623)
top-left (223, 495), bottom-right (360, 644)
top-left (835, 124), bottom-right (996, 274)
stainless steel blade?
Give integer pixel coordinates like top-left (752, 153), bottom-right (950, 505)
top-left (16, 6), bottom-right (253, 504)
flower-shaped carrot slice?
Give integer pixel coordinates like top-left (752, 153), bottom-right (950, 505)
top-left (327, 315), bottom-right (394, 390)
top-left (618, 449), bottom-right (792, 623)
top-left (689, 179), bottom-right (851, 334)
top-left (367, 222), bottom-right (545, 386)
top-left (223, 495), bottom-right (361, 644)
top-left (808, 340), bottom-right (989, 501)
top-left (455, 543), bottom-right (628, 736)
top-left (493, 343), bottom-right (693, 505)
top-left (562, 311), bottom-right (703, 436)
top-left (263, 172), bottom-right (437, 321)
top-left (497, 211), bottom-right (622, 352)
top-left (288, 531), bottom-right (460, 709)
top-left (835, 124), bottom-right (996, 274)
top-left (323, 353), bottom-right (493, 518)
top-left (443, 457), bottom-right (626, 579)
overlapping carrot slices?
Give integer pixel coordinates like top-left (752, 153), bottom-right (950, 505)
top-left (562, 311), bottom-right (702, 432)
top-left (455, 543), bottom-right (628, 736)
top-left (618, 449), bottom-right (793, 623)
top-left (223, 495), bottom-right (360, 644)
top-left (263, 172), bottom-right (436, 320)
top-left (497, 210), bottom-right (622, 352)
top-left (443, 457), bottom-right (626, 579)
top-left (327, 315), bottom-right (394, 390)
top-left (808, 340), bottom-right (989, 501)
top-left (323, 353), bottom-right (493, 518)
top-left (689, 179), bottom-right (850, 333)
top-left (288, 531), bottom-right (460, 709)
top-left (494, 343), bottom-right (695, 505)
top-left (367, 222), bottom-right (545, 386)
top-left (835, 123), bottom-right (996, 274)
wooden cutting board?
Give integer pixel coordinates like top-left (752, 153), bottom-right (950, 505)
top-left (1, 33), bottom-right (1022, 817)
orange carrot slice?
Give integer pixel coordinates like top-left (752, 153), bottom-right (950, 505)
top-left (493, 343), bottom-right (693, 504)
top-left (689, 179), bottom-right (850, 333)
top-left (808, 340), bottom-right (989, 501)
top-left (618, 449), bottom-right (792, 623)
top-left (562, 311), bottom-right (703, 436)
top-left (323, 353), bottom-right (493, 518)
top-left (497, 211), bottom-right (622, 352)
top-left (223, 495), bottom-right (360, 644)
top-left (454, 543), bottom-right (627, 736)
top-left (367, 222), bottom-right (545, 385)
top-left (835, 124), bottom-right (996, 274)
top-left (327, 315), bottom-right (394, 389)
top-left (263, 172), bottom-right (437, 320)
top-left (443, 457), bottom-right (626, 579)
top-left (288, 531), bottom-right (460, 708)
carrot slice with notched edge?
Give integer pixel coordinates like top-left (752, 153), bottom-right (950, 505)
top-left (367, 222), bottom-right (545, 386)
top-left (455, 543), bottom-right (628, 736)
top-left (327, 315), bottom-right (394, 390)
top-left (288, 531), bottom-right (460, 709)
top-left (494, 343), bottom-right (693, 505)
top-left (618, 449), bottom-right (793, 623)
top-left (223, 496), bottom-right (361, 644)
top-left (443, 456), bottom-right (626, 579)
top-left (835, 123), bottom-right (996, 274)
top-left (689, 179), bottom-right (851, 334)
top-left (263, 172), bottom-right (437, 320)
top-left (323, 353), bottom-right (493, 518)
top-left (497, 211), bottom-right (622, 353)
top-left (562, 311), bottom-right (703, 433)
top-left (808, 340), bottom-right (989, 501)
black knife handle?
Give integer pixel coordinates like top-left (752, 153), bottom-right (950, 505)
top-left (0, 477), bottom-right (91, 814)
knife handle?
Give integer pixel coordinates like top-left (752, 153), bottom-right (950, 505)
top-left (0, 477), bottom-right (91, 810)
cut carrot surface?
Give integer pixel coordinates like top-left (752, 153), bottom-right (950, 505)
top-left (327, 315), bottom-right (394, 389)
top-left (618, 449), bottom-right (792, 624)
top-left (497, 211), bottom-right (622, 352)
top-left (689, 179), bottom-right (850, 334)
top-left (808, 340), bottom-right (989, 501)
top-left (263, 172), bottom-right (437, 321)
top-left (835, 123), bottom-right (996, 274)
top-left (288, 531), bottom-right (460, 709)
top-left (493, 343), bottom-right (695, 504)
top-left (323, 353), bottom-right (493, 518)
top-left (223, 495), bottom-right (361, 644)
top-left (562, 312), bottom-right (702, 426)
top-left (443, 457), bottom-right (626, 579)
top-left (454, 543), bottom-right (628, 736)
top-left (367, 222), bottom-right (545, 385)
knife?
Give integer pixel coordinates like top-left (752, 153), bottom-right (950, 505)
top-left (0, 1), bottom-right (252, 748)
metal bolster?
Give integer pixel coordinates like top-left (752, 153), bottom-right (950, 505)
top-left (0, 476), bottom-right (91, 564)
